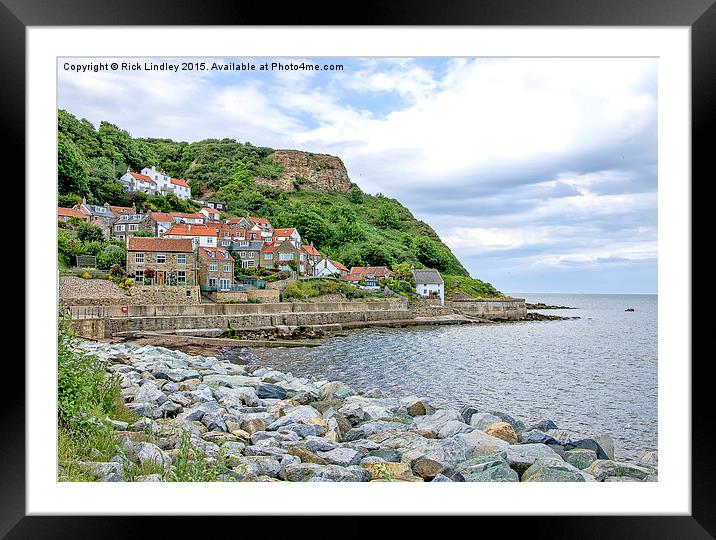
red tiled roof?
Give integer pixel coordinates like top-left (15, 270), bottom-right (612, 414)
top-left (341, 275), bottom-right (361, 282)
top-left (127, 237), bottom-right (194, 252)
top-left (57, 207), bottom-right (85, 219)
top-left (148, 211), bottom-right (174, 222)
top-left (169, 212), bottom-right (204, 220)
top-left (199, 247), bottom-right (234, 261)
top-left (109, 205), bottom-right (134, 216)
top-left (225, 217), bottom-right (245, 225)
top-left (129, 171), bottom-right (155, 184)
top-left (303, 244), bottom-right (321, 256)
top-left (202, 207), bottom-right (220, 215)
top-left (164, 224), bottom-right (216, 237)
top-left (332, 260), bottom-right (349, 272)
top-left (273, 227), bottom-right (297, 237)
top-left (171, 178), bottom-right (190, 188)
top-left (348, 266), bottom-right (393, 278)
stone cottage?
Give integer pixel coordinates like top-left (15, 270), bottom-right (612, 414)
top-left (126, 237), bottom-right (197, 286)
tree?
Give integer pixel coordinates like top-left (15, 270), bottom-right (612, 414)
top-left (348, 185), bottom-right (363, 204)
top-left (362, 242), bottom-right (393, 267)
top-left (58, 133), bottom-right (89, 195)
top-left (75, 221), bottom-right (104, 243)
top-left (376, 202), bottom-right (400, 229)
top-left (392, 262), bottom-right (415, 286)
top-left (97, 244), bottom-right (126, 269)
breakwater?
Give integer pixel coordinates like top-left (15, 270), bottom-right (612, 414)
top-left (63, 340), bottom-right (658, 483)
top-left (65, 298), bottom-right (527, 340)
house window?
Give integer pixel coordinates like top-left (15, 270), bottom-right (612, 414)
top-left (134, 270), bottom-right (144, 283)
top-left (115, 224), bottom-right (125, 231)
top-left (244, 260), bottom-right (255, 268)
top-left (220, 278), bottom-right (231, 290)
top-left (224, 264), bottom-right (231, 273)
top-left (135, 253), bottom-right (144, 263)
top-left (264, 253), bottom-right (273, 260)
top-left (129, 224), bottom-right (139, 231)
top-left (177, 271), bottom-right (186, 284)
top-left (209, 277), bottom-right (217, 287)
top-left (279, 253), bottom-right (294, 261)
top-left (177, 253), bottom-right (187, 264)
top-left (209, 263), bottom-right (217, 271)
top-left (156, 253), bottom-right (166, 264)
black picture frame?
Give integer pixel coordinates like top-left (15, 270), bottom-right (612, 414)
top-left (4, 0), bottom-right (708, 536)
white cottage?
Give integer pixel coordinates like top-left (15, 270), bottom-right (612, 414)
top-left (412, 269), bottom-right (444, 305)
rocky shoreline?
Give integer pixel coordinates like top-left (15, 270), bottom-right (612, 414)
top-left (525, 303), bottom-right (577, 310)
top-left (65, 340), bottom-right (657, 483)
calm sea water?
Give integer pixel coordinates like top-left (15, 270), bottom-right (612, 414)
top-left (252, 293), bottom-right (657, 460)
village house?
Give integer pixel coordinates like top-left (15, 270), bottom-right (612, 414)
top-left (302, 244), bottom-right (322, 276)
top-left (73, 199), bottom-right (116, 238)
top-left (163, 223), bottom-right (217, 248)
top-left (147, 211), bottom-right (174, 235)
top-left (119, 167), bottom-right (191, 200)
top-left (313, 257), bottom-right (349, 277)
top-left (342, 266), bottom-right (394, 289)
top-left (197, 247), bottom-right (234, 290)
top-left (126, 237), bottom-right (196, 287)
top-left (413, 268), bottom-right (445, 305)
top-left (272, 227), bottom-right (302, 248)
top-left (111, 213), bottom-right (155, 241)
top-left (192, 199), bottom-right (227, 211)
top-left (119, 170), bottom-right (157, 195)
top-left (200, 207), bottom-right (221, 222)
top-left (108, 204), bottom-right (135, 217)
top-left (230, 239), bottom-right (264, 269)
top-left (261, 241), bottom-right (306, 274)
top-left (57, 207), bottom-right (89, 223)
top-left (169, 212), bottom-right (205, 224)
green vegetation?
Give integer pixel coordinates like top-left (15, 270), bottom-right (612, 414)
top-left (443, 274), bottom-right (501, 300)
top-left (281, 279), bottom-right (383, 301)
top-left (58, 109), bottom-right (501, 297)
top-left (58, 221), bottom-right (126, 269)
top-left (57, 317), bottom-right (137, 481)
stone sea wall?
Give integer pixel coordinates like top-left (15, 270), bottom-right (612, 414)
top-left (59, 276), bottom-right (200, 307)
top-left (448, 298), bottom-right (527, 320)
top-left (64, 341), bottom-right (658, 483)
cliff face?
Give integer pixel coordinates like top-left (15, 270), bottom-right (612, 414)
top-left (255, 150), bottom-right (352, 193)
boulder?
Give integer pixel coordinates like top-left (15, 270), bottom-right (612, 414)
top-left (431, 474), bottom-right (453, 482)
top-left (406, 399), bottom-right (428, 417)
top-left (288, 446), bottom-right (329, 465)
top-left (283, 463), bottom-right (371, 482)
top-left (465, 461), bottom-right (519, 482)
top-left (362, 461), bottom-right (418, 481)
top-left (488, 411), bottom-right (525, 434)
top-left (437, 420), bottom-right (473, 438)
top-left (563, 448), bottom-right (598, 470)
top-left (133, 382), bottom-right (168, 406)
top-left (200, 412), bottom-right (227, 432)
top-left (505, 444), bottom-right (563, 474)
top-left (319, 381), bottom-right (355, 401)
top-left (257, 383), bottom-right (288, 400)
top-left (241, 418), bottom-right (266, 435)
top-left (584, 460), bottom-right (650, 482)
top-left (547, 429), bottom-right (615, 460)
top-left (484, 422), bottom-right (519, 444)
top-left (411, 457), bottom-right (447, 480)
top-left (368, 449), bottom-right (402, 462)
top-left (414, 409), bottom-right (463, 435)
top-left (230, 456), bottom-right (281, 478)
top-left (304, 436), bottom-right (338, 453)
top-left (267, 405), bottom-right (321, 430)
top-left (521, 461), bottom-right (586, 482)
top-left (317, 447), bottom-right (363, 467)
top-left (469, 412), bottom-right (503, 430)
top-left (460, 405), bottom-right (480, 425)
top-left (345, 420), bottom-right (412, 442)
top-left (527, 419), bottom-right (558, 432)
top-left (520, 429), bottom-right (559, 445)
top-left (637, 450), bottom-right (658, 468)
top-left (135, 442), bottom-right (171, 470)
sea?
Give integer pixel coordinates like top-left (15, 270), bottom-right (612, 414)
top-left (251, 293), bottom-right (658, 460)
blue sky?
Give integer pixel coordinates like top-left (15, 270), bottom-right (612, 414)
top-left (58, 57), bottom-right (657, 294)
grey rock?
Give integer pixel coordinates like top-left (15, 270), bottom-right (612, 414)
top-left (126, 402), bottom-right (162, 419)
top-left (318, 381), bottom-right (355, 401)
top-left (460, 405), bottom-right (480, 424)
top-left (133, 382), bottom-right (168, 406)
top-left (437, 420), bottom-right (473, 438)
top-left (469, 412), bottom-right (503, 430)
top-left (431, 474), bottom-right (453, 482)
top-left (135, 443), bottom-right (171, 469)
top-left (135, 473), bottom-right (163, 482)
top-left (102, 473), bottom-right (125, 482)
top-left (637, 450), bottom-right (658, 468)
top-left (251, 430), bottom-right (300, 444)
top-left (414, 409), bottom-right (463, 434)
top-left (604, 476), bottom-right (641, 482)
top-left (345, 420), bottom-right (412, 441)
top-left (563, 448), bottom-right (598, 470)
top-left (520, 429), bottom-right (559, 445)
top-left (360, 456), bottom-right (386, 464)
top-left (465, 461), bottom-right (519, 482)
top-left (368, 449), bottom-right (402, 462)
top-left (318, 447), bottom-right (363, 466)
top-left (201, 412), bottom-right (227, 432)
top-left (281, 422), bottom-right (326, 438)
top-left (203, 374), bottom-right (261, 389)
top-left (527, 419), bottom-right (559, 432)
top-left (105, 418), bottom-right (129, 430)
top-left (522, 462), bottom-right (586, 482)
top-left (243, 445), bottom-right (288, 458)
top-left (304, 436), bottom-right (337, 453)
top-left (256, 383), bottom-right (288, 400)
top-left (71, 461), bottom-right (124, 478)
top-left (505, 444), bottom-right (563, 473)
top-left (231, 456), bottom-right (281, 478)
top-left (129, 418), bottom-right (159, 433)
top-left (547, 429), bottom-right (615, 460)
top-left (584, 459), bottom-right (651, 481)
top-left (159, 400), bottom-right (183, 418)
top-left (283, 463), bottom-right (371, 482)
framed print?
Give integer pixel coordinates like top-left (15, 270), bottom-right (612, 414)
top-left (4, 0), bottom-right (710, 536)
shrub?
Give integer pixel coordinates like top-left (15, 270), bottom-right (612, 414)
top-left (57, 319), bottom-right (122, 433)
top-left (75, 221), bottom-right (104, 243)
top-left (97, 244), bottom-right (126, 269)
top-left (81, 272), bottom-right (92, 279)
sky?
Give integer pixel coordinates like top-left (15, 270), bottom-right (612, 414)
top-left (58, 57), bottom-right (658, 294)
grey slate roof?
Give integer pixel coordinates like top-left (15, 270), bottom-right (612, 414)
top-left (412, 269), bottom-right (444, 284)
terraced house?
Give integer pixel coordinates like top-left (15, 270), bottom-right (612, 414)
top-left (126, 237), bottom-right (196, 286)
top-left (112, 213), bottom-right (155, 241)
top-left (197, 247), bottom-right (234, 290)
top-left (261, 240), bottom-right (305, 273)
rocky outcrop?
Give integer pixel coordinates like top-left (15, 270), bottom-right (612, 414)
top-left (255, 150), bottom-right (352, 193)
top-left (63, 340), bottom-right (658, 483)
